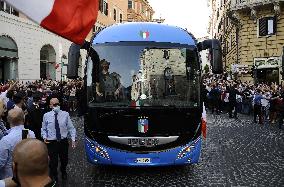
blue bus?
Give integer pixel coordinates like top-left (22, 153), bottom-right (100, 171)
top-left (67, 22), bottom-right (222, 166)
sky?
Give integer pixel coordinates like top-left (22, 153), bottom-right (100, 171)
top-left (148, 0), bottom-right (210, 39)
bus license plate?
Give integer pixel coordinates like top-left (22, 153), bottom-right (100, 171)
top-left (136, 158), bottom-right (151, 164)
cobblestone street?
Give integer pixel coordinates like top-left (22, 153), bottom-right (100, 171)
top-left (62, 113), bottom-right (284, 187)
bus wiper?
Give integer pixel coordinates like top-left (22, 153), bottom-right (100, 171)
top-left (162, 105), bottom-right (177, 108)
top-left (103, 104), bottom-right (130, 108)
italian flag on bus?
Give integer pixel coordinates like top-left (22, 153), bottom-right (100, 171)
top-left (130, 99), bottom-right (144, 108)
top-left (5, 0), bottom-right (99, 45)
top-left (201, 102), bottom-right (207, 139)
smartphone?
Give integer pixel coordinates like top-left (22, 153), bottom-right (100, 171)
top-left (22, 129), bottom-right (29, 139)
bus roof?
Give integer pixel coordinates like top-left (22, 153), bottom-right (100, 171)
top-left (92, 22), bottom-right (196, 46)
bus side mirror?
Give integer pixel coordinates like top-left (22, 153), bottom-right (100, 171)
top-left (67, 43), bottom-right (81, 79)
top-left (197, 39), bottom-right (223, 74)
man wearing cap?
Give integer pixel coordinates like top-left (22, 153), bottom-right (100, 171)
top-left (41, 97), bottom-right (76, 181)
top-left (96, 59), bottom-right (121, 101)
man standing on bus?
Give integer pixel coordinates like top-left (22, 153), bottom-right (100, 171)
top-left (41, 98), bottom-right (76, 181)
top-left (95, 59), bottom-right (121, 101)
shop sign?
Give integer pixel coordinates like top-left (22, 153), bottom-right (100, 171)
top-left (254, 57), bottom-right (281, 69)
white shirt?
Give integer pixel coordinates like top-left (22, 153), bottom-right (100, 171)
top-left (224, 93), bottom-right (229, 102)
top-left (261, 94), bottom-right (270, 107)
top-left (0, 91), bottom-right (8, 107)
top-left (41, 110), bottom-right (76, 141)
top-left (0, 180), bottom-right (4, 187)
top-left (0, 125), bottom-right (35, 179)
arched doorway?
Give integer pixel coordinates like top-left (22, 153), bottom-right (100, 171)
top-left (40, 45), bottom-right (56, 80)
top-left (0, 35), bottom-right (18, 82)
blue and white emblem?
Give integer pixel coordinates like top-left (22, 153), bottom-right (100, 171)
top-left (138, 118), bottom-right (149, 133)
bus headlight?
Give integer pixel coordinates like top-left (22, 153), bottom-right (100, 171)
top-left (86, 138), bottom-right (110, 160)
top-left (177, 145), bottom-right (194, 159)
top-left (176, 137), bottom-right (200, 160)
top-left (95, 145), bottom-right (110, 160)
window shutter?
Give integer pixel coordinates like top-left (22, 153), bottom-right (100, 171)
top-left (273, 16), bottom-right (277, 34)
top-left (99, 0), bottom-right (103, 12)
top-left (259, 18), bottom-right (267, 36)
top-left (105, 2), bottom-right (108, 16)
top-left (114, 9), bottom-right (116, 21)
top-left (0, 1), bottom-right (4, 11)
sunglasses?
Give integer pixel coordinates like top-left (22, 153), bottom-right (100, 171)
top-left (53, 103), bottom-right (60, 106)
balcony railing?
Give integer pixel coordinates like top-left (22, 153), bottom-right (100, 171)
top-left (231, 0), bottom-right (283, 10)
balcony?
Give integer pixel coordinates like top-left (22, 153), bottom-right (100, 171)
top-left (231, 0), bottom-right (283, 10)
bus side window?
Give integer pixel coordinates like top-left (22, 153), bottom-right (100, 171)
top-left (186, 49), bottom-right (199, 80)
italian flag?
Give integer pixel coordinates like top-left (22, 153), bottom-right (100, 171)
top-left (201, 102), bottom-right (207, 139)
top-left (5, 0), bottom-right (99, 45)
top-left (140, 31), bottom-right (149, 39)
top-left (130, 99), bottom-right (143, 108)
top-left (138, 122), bottom-right (148, 133)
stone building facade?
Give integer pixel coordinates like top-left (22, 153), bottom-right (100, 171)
top-left (0, 0), bottom-right (128, 81)
top-left (88, 0), bottom-right (128, 39)
top-left (208, 0), bottom-right (284, 84)
top-left (127, 0), bottom-right (154, 22)
top-left (0, 9), bottom-right (74, 81)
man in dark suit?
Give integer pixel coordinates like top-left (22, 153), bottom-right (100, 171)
top-left (227, 84), bottom-right (241, 118)
top-left (26, 92), bottom-right (45, 140)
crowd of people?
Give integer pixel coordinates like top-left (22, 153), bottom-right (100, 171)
top-left (0, 79), bottom-right (82, 187)
top-left (202, 74), bottom-right (284, 129)
top-left (1, 74), bottom-right (284, 186)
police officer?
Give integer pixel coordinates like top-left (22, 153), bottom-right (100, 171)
top-left (0, 108), bottom-right (35, 179)
top-left (41, 97), bottom-right (76, 181)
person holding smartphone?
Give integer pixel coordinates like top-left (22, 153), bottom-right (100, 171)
top-left (0, 108), bottom-right (35, 180)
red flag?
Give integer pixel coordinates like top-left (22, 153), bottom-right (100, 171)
top-left (201, 118), bottom-right (207, 139)
top-left (5, 0), bottom-right (99, 45)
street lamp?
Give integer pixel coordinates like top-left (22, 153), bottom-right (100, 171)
top-left (61, 54), bottom-right (67, 81)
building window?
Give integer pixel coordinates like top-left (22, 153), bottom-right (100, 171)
top-left (104, 1), bottom-right (108, 15)
top-left (0, 1), bottom-right (19, 16)
top-left (120, 13), bottom-right (123, 23)
top-left (128, 0), bottom-right (134, 9)
top-left (0, 1), bottom-right (4, 11)
top-left (99, 0), bottom-right (103, 12)
top-left (141, 4), bottom-right (144, 14)
top-left (259, 17), bottom-right (276, 36)
top-left (99, 0), bottom-right (108, 16)
top-left (113, 9), bottom-right (116, 21)
top-left (217, 10), bottom-right (219, 19)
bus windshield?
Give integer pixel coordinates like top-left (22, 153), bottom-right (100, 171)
top-left (87, 43), bottom-right (200, 108)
